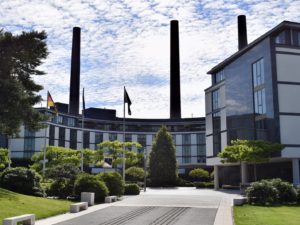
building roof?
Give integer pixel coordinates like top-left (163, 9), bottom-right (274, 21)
top-left (207, 21), bottom-right (300, 74)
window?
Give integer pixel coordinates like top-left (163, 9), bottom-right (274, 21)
top-left (57, 116), bottom-right (63, 124)
top-left (252, 58), bottom-right (264, 87)
top-left (254, 89), bottom-right (266, 114)
top-left (109, 133), bottom-right (117, 141)
top-left (196, 133), bottom-right (205, 144)
top-left (95, 133), bottom-right (103, 148)
top-left (212, 89), bottom-right (220, 111)
top-left (182, 134), bottom-right (191, 145)
top-left (83, 131), bottom-right (90, 149)
top-left (138, 134), bottom-right (146, 147)
top-left (275, 30), bottom-right (287, 44)
top-left (49, 125), bottom-right (55, 146)
top-left (24, 127), bottom-right (35, 158)
top-left (70, 129), bottom-right (77, 149)
top-left (182, 146), bottom-right (191, 164)
top-left (125, 134), bottom-right (131, 142)
top-left (68, 118), bottom-right (75, 127)
top-left (58, 127), bottom-right (65, 147)
top-left (253, 58), bottom-right (266, 115)
top-left (213, 70), bottom-right (225, 84)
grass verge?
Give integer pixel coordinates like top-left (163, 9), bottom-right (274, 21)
top-left (0, 188), bottom-right (71, 224)
top-left (234, 204), bottom-right (300, 225)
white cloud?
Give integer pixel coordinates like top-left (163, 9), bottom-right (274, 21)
top-left (1, 0), bottom-right (300, 118)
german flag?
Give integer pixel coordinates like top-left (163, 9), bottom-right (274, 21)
top-left (47, 91), bottom-right (58, 115)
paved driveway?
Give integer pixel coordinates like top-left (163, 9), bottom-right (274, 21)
top-left (37, 188), bottom-right (241, 225)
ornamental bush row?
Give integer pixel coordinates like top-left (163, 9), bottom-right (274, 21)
top-left (246, 178), bottom-right (299, 205)
top-left (0, 166), bottom-right (133, 202)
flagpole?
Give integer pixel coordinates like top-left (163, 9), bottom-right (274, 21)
top-left (81, 88), bottom-right (84, 172)
top-left (42, 92), bottom-right (48, 178)
top-left (123, 86), bottom-right (126, 182)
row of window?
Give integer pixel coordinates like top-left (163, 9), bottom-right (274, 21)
top-left (50, 115), bottom-right (205, 132)
top-left (275, 29), bottom-right (300, 46)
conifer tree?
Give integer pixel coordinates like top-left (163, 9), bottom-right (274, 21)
top-left (149, 126), bottom-right (178, 186)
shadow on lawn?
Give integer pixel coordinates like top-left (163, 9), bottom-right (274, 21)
top-left (0, 188), bottom-right (19, 200)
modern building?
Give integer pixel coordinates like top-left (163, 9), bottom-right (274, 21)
top-left (205, 15), bottom-right (300, 187)
top-left (4, 21), bottom-right (207, 174)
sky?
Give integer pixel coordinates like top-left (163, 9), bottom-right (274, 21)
top-left (1, 0), bottom-right (300, 119)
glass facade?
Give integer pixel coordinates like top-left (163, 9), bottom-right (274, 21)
top-left (24, 128), bottom-right (35, 158)
top-left (182, 134), bottom-right (191, 164)
top-left (83, 131), bottom-right (90, 148)
top-left (95, 132), bottom-right (103, 149)
top-left (213, 70), bottom-right (225, 84)
top-left (109, 133), bottom-right (117, 141)
top-left (70, 129), bottom-right (77, 149)
top-left (58, 127), bottom-right (65, 147)
top-left (49, 125), bottom-right (55, 146)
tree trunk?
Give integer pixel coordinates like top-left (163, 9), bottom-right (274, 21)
top-left (254, 163), bottom-right (257, 181)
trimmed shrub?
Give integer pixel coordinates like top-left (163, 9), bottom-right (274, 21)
top-left (74, 173), bottom-right (108, 203)
top-left (297, 186), bottom-right (300, 203)
top-left (194, 182), bottom-right (214, 189)
top-left (0, 167), bottom-right (42, 196)
top-left (97, 171), bottom-right (124, 196)
top-left (269, 179), bottom-right (297, 203)
top-left (189, 168), bottom-right (209, 182)
top-left (48, 178), bottom-right (74, 198)
top-left (125, 167), bottom-right (144, 181)
top-left (246, 180), bottom-right (278, 205)
top-left (124, 183), bottom-right (140, 195)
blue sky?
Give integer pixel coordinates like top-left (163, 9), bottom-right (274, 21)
top-left (1, 0), bottom-right (300, 118)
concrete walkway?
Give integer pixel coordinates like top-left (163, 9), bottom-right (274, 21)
top-left (36, 188), bottom-right (242, 225)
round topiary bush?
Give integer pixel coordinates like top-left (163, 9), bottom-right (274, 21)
top-left (0, 167), bottom-right (42, 196)
top-left (297, 186), bottom-right (300, 203)
top-left (74, 173), bottom-right (108, 203)
top-left (125, 167), bottom-right (144, 182)
top-left (246, 180), bottom-right (279, 205)
top-left (124, 183), bottom-right (140, 195)
top-left (97, 171), bottom-right (124, 196)
top-left (189, 168), bottom-right (209, 182)
top-left (48, 178), bottom-right (74, 198)
top-left (269, 178), bottom-right (297, 203)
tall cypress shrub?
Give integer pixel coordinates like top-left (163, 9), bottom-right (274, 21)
top-left (149, 126), bottom-right (178, 186)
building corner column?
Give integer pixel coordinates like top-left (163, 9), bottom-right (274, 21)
top-left (241, 162), bottom-right (248, 184)
top-left (214, 165), bottom-right (219, 190)
top-left (292, 159), bottom-right (300, 186)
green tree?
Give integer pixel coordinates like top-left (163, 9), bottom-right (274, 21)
top-left (97, 140), bottom-right (141, 168)
top-left (0, 148), bottom-right (9, 170)
top-left (0, 30), bottom-right (49, 136)
top-left (218, 139), bottom-right (283, 182)
top-left (149, 126), bottom-right (178, 186)
top-left (31, 146), bottom-right (103, 171)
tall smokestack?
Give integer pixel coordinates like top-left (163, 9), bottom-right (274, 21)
top-left (238, 15), bottom-right (248, 51)
top-left (170, 20), bottom-right (181, 119)
top-left (69, 27), bottom-right (81, 114)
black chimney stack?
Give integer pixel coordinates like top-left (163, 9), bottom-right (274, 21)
top-left (238, 15), bottom-right (248, 51)
top-left (170, 20), bottom-right (181, 119)
top-left (69, 27), bottom-right (81, 115)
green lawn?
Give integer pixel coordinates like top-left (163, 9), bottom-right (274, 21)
top-left (0, 188), bottom-right (71, 224)
top-left (234, 204), bottom-right (300, 225)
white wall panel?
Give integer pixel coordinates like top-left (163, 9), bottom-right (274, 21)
top-left (206, 114), bottom-right (212, 135)
top-left (280, 115), bottom-right (300, 144)
top-left (221, 109), bottom-right (227, 131)
top-left (206, 135), bottom-right (213, 157)
top-left (191, 134), bottom-right (197, 145)
top-left (103, 133), bottom-right (109, 141)
top-left (276, 54), bottom-right (300, 82)
top-left (65, 129), bottom-right (70, 141)
top-left (281, 147), bottom-right (300, 158)
top-left (221, 132), bottom-right (227, 151)
top-left (278, 84), bottom-right (300, 113)
top-left (220, 85), bottom-right (226, 108)
top-left (205, 92), bottom-right (212, 114)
